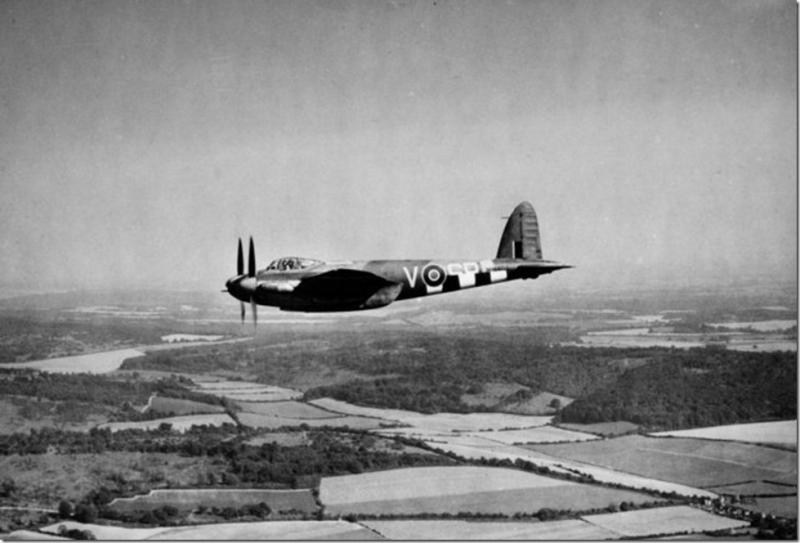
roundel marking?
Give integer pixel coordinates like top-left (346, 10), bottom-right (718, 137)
top-left (422, 263), bottom-right (446, 288)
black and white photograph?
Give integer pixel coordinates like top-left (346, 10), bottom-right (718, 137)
top-left (0, 0), bottom-right (796, 539)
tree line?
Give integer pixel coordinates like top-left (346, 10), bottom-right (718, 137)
top-left (0, 370), bottom-right (224, 411)
top-left (556, 348), bottom-right (796, 430)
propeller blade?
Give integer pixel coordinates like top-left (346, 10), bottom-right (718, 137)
top-left (251, 298), bottom-right (257, 328)
top-left (240, 301), bottom-right (245, 324)
top-left (237, 238), bottom-right (244, 276)
top-left (248, 237), bottom-right (256, 277)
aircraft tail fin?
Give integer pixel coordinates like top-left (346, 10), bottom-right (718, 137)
top-left (496, 201), bottom-right (543, 260)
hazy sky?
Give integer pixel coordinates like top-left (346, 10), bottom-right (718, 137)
top-left (0, 0), bottom-right (796, 294)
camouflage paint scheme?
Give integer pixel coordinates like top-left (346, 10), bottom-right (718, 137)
top-left (226, 202), bottom-right (570, 313)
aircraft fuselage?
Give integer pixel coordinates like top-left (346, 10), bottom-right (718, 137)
top-left (227, 257), bottom-right (566, 312)
top-left (225, 201), bottom-right (571, 315)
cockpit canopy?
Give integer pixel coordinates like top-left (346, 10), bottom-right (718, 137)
top-left (265, 256), bottom-right (323, 272)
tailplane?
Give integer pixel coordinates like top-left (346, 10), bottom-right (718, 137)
top-left (496, 201), bottom-right (543, 260)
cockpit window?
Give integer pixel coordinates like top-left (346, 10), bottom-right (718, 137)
top-left (265, 257), bottom-right (322, 271)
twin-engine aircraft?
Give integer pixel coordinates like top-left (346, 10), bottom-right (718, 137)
top-left (225, 201), bottom-right (570, 322)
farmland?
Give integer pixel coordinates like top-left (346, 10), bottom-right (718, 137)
top-left (108, 488), bottom-right (317, 514)
top-left (236, 412), bottom-right (387, 431)
top-left (320, 466), bottom-right (564, 505)
top-left (363, 506), bottom-right (752, 540)
top-left (237, 400), bottom-right (340, 419)
top-left (527, 435), bottom-right (797, 487)
top-left (581, 505), bottom-right (750, 537)
top-left (161, 334), bottom-right (224, 343)
top-left (364, 519), bottom-right (619, 540)
top-left (739, 496), bottom-right (798, 519)
top-left (0, 285), bottom-right (796, 539)
top-left (310, 397), bottom-right (554, 431)
top-left (651, 420), bottom-right (797, 447)
top-left (558, 421), bottom-right (639, 437)
top-left (466, 426), bottom-right (598, 444)
top-left (319, 466), bottom-right (665, 516)
top-left (100, 413), bottom-right (236, 432)
top-left (146, 396), bottom-right (226, 416)
top-left (422, 434), bottom-right (718, 498)
top-left (36, 520), bottom-right (379, 540)
top-left (191, 380), bottom-right (302, 402)
top-left (323, 485), bottom-right (664, 517)
top-left (708, 480), bottom-right (796, 496)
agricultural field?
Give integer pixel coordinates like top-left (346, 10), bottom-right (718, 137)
top-left (308, 398), bottom-right (435, 422)
top-left (558, 421), bottom-right (639, 437)
top-left (500, 391), bottom-right (575, 415)
top-left (527, 435), bottom-right (797, 488)
top-left (707, 320), bottom-right (796, 332)
top-left (244, 431), bottom-right (310, 447)
top-left (0, 348), bottom-right (145, 374)
top-left (324, 485), bottom-right (664, 517)
top-left (581, 505), bottom-right (750, 538)
top-left (739, 496), bottom-right (798, 519)
top-left (467, 425), bottom-right (598, 444)
top-left (364, 519), bottom-right (619, 540)
top-left (36, 520), bottom-right (379, 540)
top-left (459, 381), bottom-right (529, 407)
top-left (100, 413), bottom-right (235, 432)
top-left (191, 380), bottom-right (302, 402)
top-left (320, 466), bottom-right (562, 504)
top-left (160, 334), bottom-right (224, 343)
top-left (109, 488), bottom-right (317, 514)
top-left (458, 383), bottom-right (575, 415)
top-left (426, 435), bottom-right (717, 498)
top-left (572, 329), bottom-right (797, 353)
top-left (708, 480), bottom-right (796, 496)
top-left (570, 333), bottom-right (707, 350)
top-left (236, 412), bottom-right (386, 431)
top-left (651, 420), bottom-right (797, 447)
top-left (727, 340), bottom-right (797, 352)
top-left (310, 397), bottom-right (554, 431)
top-left (146, 396), bottom-right (226, 416)
top-left (319, 466), bottom-right (664, 516)
top-left (237, 401), bottom-right (340, 419)
top-left (6, 530), bottom-right (67, 540)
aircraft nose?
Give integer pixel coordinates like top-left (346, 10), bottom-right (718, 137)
top-left (225, 276), bottom-right (242, 297)
top-left (224, 275), bottom-right (256, 301)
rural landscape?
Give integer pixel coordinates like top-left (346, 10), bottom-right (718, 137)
top-left (0, 280), bottom-right (795, 540)
top-left (1, 0), bottom-right (795, 539)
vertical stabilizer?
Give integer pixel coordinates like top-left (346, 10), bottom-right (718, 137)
top-left (496, 201), bottom-right (542, 260)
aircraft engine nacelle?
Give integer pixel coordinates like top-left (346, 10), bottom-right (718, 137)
top-left (361, 283), bottom-right (404, 309)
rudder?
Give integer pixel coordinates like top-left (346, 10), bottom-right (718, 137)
top-left (496, 201), bottom-right (543, 260)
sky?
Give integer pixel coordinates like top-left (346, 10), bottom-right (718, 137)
top-left (0, 0), bottom-right (796, 295)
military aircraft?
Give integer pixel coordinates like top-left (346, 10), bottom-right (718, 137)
top-left (224, 201), bottom-right (570, 323)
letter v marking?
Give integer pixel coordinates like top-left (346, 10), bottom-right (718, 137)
top-left (403, 266), bottom-right (419, 288)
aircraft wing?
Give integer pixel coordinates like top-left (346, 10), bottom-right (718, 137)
top-left (260, 268), bottom-right (403, 311)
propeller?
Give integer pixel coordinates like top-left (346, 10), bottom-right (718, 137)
top-left (237, 238), bottom-right (244, 276)
top-left (228, 236), bottom-right (258, 327)
top-left (249, 236), bottom-right (256, 278)
top-left (249, 236), bottom-right (257, 328)
top-left (232, 236), bottom-right (258, 328)
top-left (237, 238), bottom-right (245, 323)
